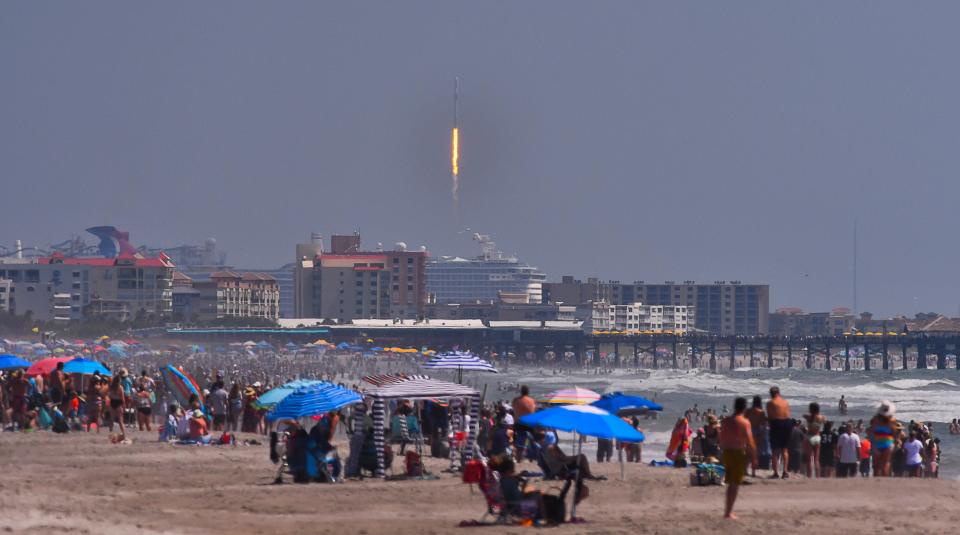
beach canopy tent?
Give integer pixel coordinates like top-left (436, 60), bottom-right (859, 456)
top-left (63, 357), bottom-right (112, 376)
top-left (0, 355), bottom-right (31, 370)
top-left (540, 386), bottom-right (601, 405)
top-left (26, 357), bottom-right (72, 376)
top-left (255, 379), bottom-right (325, 409)
top-left (591, 392), bottom-right (663, 415)
top-left (161, 365), bottom-right (205, 410)
top-left (361, 373), bottom-right (430, 387)
top-left (348, 377), bottom-right (480, 478)
top-left (266, 383), bottom-right (361, 421)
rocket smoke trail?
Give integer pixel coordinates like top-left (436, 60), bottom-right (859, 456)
top-left (451, 77), bottom-right (460, 208)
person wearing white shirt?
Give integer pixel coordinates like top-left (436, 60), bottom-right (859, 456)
top-left (836, 425), bottom-right (861, 478)
top-left (903, 433), bottom-right (924, 477)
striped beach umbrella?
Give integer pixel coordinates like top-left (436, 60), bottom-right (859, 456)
top-left (540, 386), bottom-right (601, 405)
top-left (422, 351), bottom-right (498, 373)
top-left (161, 365), bottom-right (205, 410)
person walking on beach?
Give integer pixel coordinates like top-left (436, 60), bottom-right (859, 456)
top-left (720, 397), bottom-right (757, 520)
top-left (766, 386), bottom-right (791, 479)
top-left (511, 385), bottom-right (536, 461)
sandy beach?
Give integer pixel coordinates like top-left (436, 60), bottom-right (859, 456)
top-left (1, 429), bottom-right (957, 535)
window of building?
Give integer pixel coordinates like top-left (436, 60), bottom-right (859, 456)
top-left (407, 257), bottom-right (413, 263)
top-left (407, 285), bottom-right (413, 291)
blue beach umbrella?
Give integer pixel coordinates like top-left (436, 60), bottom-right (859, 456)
top-left (255, 379), bottom-right (325, 408)
top-left (63, 357), bottom-right (112, 376)
top-left (591, 392), bottom-right (663, 415)
top-left (520, 404), bottom-right (644, 442)
top-left (522, 404), bottom-right (644, 489)
top-left (266, 383), bottom-right (362, 421)
top-left (0, 354), bottom-right (30, 370)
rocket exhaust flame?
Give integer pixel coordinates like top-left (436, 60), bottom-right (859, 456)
top-left (451, 77), bottom-right (460, 208)
top-left (451, 127), bottom-right (459, 202)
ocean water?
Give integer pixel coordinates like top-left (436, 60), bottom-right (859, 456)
top-left (464, 367), bottom-right (960, 478)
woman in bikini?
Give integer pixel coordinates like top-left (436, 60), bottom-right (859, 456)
top-left (107, 375), bottom-right (126, 439)
top-left (85, 374), bottom-right (104, 433)
top-left (869, 401), bottom-right (897, 477)
top-left (803, 402), bottom-right (825, 478)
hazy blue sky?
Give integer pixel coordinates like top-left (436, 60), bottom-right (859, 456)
top-left (4, 2), bottom-right (960, 317)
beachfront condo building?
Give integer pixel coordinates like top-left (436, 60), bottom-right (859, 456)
top-left (546, 277), bottom-right (769, 335)
top-left (577, 301), bottom-right (693, 334)
top-left (0, 257), bottom-right (91, 321)
top-left (294, 234), bottom-right (428, 321)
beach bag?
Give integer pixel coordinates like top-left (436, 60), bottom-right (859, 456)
top-left (542, 494), bottom-right (566, 525)
top-left (462, 460), bottom-right (484, 484)
top-left (405, 451), bottom-right (423, 477)
top-left (38, 407), bottom-right (53, 429)
top-left (690, 465), bottom-right (723, 486)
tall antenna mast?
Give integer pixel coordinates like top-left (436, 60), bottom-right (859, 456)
top-left (853, 217), bottom-right (858, 315)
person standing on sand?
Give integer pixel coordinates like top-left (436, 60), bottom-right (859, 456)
top-left (745, 396), bottom-right (768, 477)
top-left (720, 397), bottom-right (757, 520)
top-left (766, 386), bottom-right (791, 479)
top-left (511, 385), bottom-right (536, 462)
top-left (869, 401), bottom-right (897, 477)
top-left (803, 403), bottom-right (826, 478)
top-left (836, 424), bottom-right (861, 478)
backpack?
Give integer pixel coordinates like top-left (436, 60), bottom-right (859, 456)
top-left (542, 494), bottom-right (566, 525)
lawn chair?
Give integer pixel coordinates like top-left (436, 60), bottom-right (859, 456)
top-left (464, 460), bottom-right (543, 525)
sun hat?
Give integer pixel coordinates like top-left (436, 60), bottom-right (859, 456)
top-left (192, 409), bottom-right (204, 418)
top-left (878, 401), bottom-right (896, 418)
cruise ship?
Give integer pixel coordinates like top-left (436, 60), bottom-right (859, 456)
top-left (426, 233), bottom-right (546, 304)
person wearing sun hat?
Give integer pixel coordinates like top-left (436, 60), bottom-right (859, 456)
top-left (188, 408), bottom-right (210, 443)
top-left (869, 400), bottom-right (897, 477)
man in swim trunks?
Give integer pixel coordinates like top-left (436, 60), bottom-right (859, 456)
top-left (766, 386), bottom-right (792, 479)
top-left (511, 385), bottom-right (536, 461)
top-left (720, 397), bottom-right (757, 520)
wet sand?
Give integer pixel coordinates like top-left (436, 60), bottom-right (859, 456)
top-left (1, 430), bottom-right (958, 535)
